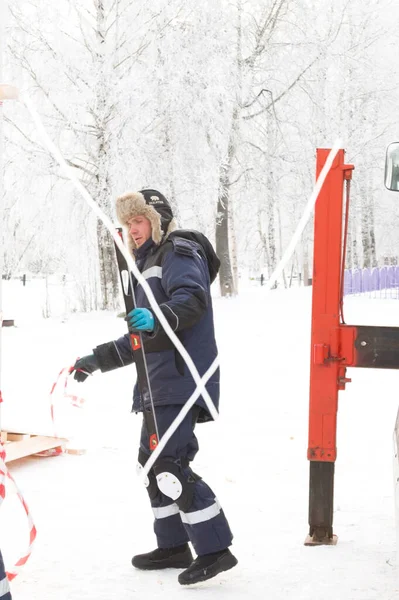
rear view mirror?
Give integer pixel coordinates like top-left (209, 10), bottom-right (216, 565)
top-left (385, 142), bottom-right (399, 191)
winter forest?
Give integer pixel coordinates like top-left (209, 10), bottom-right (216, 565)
top-left (5, 3), bottom-right (399, 598)
top-left (2, 0), bottom-right (399, 312)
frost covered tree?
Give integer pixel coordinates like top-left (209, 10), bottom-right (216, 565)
top-left (3, 0), bottom-right (399, 309)
top-left (216, 0), bottom-right (327, 293)
top-left (6, 0), bottom-right (186, 308)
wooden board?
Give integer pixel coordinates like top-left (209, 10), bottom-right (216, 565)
top-left (1, 431), bottom-right (68, 463)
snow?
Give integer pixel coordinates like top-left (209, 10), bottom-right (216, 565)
top-left (2, 285), bottom-right (399, 599)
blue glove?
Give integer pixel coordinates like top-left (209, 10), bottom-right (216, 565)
top-left (126, 308), bottom-right (155, 332)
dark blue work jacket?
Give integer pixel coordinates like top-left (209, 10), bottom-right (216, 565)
top-left (94, 236), bottom-right (220, 423)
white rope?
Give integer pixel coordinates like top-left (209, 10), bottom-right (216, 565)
top-left (21, 93), bottom-right (341, 484)
top-left (140, 357), bottom-right (219, 478)
top-left (140, 145), bottom-right (342, 479)
top-left (263, 141), bottom-right (342, 291)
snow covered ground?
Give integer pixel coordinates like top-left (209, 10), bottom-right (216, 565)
top-left (1, 285), bottom-right (399, 599)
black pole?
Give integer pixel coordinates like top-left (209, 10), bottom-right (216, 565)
top-left (306, 461), bottom-right (337, 545)
top-left (114, 229), bottom-right (159, 451)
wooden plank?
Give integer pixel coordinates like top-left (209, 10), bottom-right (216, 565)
top-left (6, 433), bottom-right (31, 442)
top-left (5, 435), bottom-right (67, 463)
top-left (65, 447), bottom-right (86, 456)
top-left (0, 432), bottom-right (7, 444)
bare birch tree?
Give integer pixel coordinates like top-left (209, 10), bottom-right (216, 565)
top-left (6, 0), bottom-right (181, 308)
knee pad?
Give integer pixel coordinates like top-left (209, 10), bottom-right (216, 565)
top-left (137, 449), bottom-right (158, 501)
top-left (153, 457), bottom-right (201, 513)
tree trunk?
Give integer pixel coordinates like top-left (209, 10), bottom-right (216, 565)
top-left (267, 207), bottom-right (276, 274)
top-left (266, 112), bottom-right (277, 276)
top-left (303, 246), bottom-right (310, 286)
top-left (215, 107), bottom-right (239, 297)
top-left (96, 220), bottom-right (119, 310)
top-left (346, 225), bottom-right (353, 269)
top-left (276, 203), bottom-right (288, 287)
top-left (215, 2), bottom-right (244, 298)
top-left (352, 235), bottom-right (359, 269)
top-left (258, 208), bottom-right (271, 276)
top-left (368, 194), bottom-right (377, 267)
top-left (216, 182), bottom-right (236, 296)
top-left (360, 180), bottom-right (377, 269)
top-left (229, 200), bottom-right (238, 292)
top-left (94, 0), bottom-right (119, 310)
top-left (164, 121), bottom-right (180, 222)
top-left (361, 208), bottom-right (371, 268)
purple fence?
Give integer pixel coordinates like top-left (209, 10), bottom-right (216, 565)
top-left (344, 266), bottom-right (399, 298)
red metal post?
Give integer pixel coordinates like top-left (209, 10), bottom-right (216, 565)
top-left (308, 149), bottom-right (346, 462)
top-left (306, 149), bottom-right (354, 545)
top-left (306, 147), bottom-right (399, 545)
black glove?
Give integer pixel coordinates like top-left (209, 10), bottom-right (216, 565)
top-left (72, 354), bottom-right (99, 382)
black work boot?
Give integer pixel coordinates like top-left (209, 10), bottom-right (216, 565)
top-left (178, 548), bottom-right (238, 585)
top-left (132, 543), bottom-right (193, 570)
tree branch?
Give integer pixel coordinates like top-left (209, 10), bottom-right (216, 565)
top-left (243, 56), bottom-right (319, 121)
top-left (228, 168), bottom-right (254, 188)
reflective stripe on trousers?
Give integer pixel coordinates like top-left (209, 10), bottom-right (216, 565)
top-left (152, 498), bottom-right (221, 525)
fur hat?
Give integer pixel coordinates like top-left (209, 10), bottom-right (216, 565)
top-left (116, 188), bottom-right (177, 252)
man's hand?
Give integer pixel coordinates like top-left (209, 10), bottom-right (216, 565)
top-left (126, 308), bottom-right (155, 332)
top-left (71, 354), bottom-right (99, 382)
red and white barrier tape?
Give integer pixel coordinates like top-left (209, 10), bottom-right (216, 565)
top-left (50, 366), bottom-right (86, 428)
top-left (38, 365), bottom-right (85, 456)
top-left (0, 445), bottom-right (37, 581)
top-left (0, 365), bottom-right (84, 579)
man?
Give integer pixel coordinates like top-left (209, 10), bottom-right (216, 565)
top-left (72, 189), bottom-right (237, 585)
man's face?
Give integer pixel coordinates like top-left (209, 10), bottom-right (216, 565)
top-left (128, 216), bottom-right (152, 248)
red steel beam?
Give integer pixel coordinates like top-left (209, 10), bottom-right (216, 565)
top-left (307, 149), bottom-right (354, 463)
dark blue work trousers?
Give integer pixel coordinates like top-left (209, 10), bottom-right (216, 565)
top-left (138, 405), bottom-right (233, 556)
